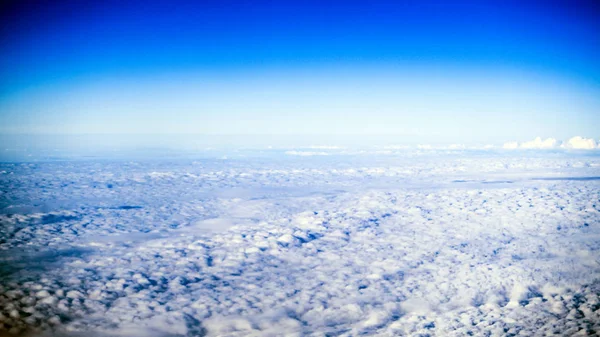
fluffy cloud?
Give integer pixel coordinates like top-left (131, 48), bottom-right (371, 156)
top-left (504, 136), bottom-right (599, 150)
top-left (520, 137), bottom-right (560, 149)
top-left (560, 136), bottom-right (599, 150)
top-left (502, 141), bottom-right (519, 149)
top-left (1, 155), bottom-right (600, 336)
top-left (502, 137), bottom-right (559, 149)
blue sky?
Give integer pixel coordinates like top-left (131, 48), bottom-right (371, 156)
top-left (0, 0), bottom-right (599, 144)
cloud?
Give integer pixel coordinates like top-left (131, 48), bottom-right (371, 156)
top-left (446, 144), bottom-right (466, 150)
top-left (503, 136), bottom-right (599, 150)
top-left (2, 152), bottom-right (600, 336)
top-left (306, 145), bottom-right (344, 149)
top-left (382, 145), bottom-right (411, 150)
top-left (502, 141), bottom-right (519, 149)
top-left (519, 137), bottom-right (560, 149)
top-left (285, 151), bottom-right (329, 156)
top-left (415, 144), bottom-right (468, 150)
top-left (560, 136), bottom-right (599, 150)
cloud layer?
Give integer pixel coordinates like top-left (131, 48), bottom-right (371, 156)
top-left (1, 154), bottom-right (599, 336)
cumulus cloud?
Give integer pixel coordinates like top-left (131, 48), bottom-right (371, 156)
top-left (503, 136), bottom-right (599, 150)
top-left (520, 137), bottom-right (560, 149)
top-left (560, 136), bottom-right (599, 150)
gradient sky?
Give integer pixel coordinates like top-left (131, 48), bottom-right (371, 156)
top-left (0, 0), bottom-right (599, 144)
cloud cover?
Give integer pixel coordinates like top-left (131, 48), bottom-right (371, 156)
top-left (1, 154), bottom-right (599, 336)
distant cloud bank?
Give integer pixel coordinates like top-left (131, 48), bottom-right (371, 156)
top-left (280, 137), bottom-right (600, 157)
top-left (503, 136), bottom-right (599, 150)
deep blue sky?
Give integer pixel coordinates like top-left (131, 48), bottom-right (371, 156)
top-left (0, 0), bottom-right (599, 144)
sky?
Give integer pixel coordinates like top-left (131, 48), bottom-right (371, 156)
top-left (0, 0), bottom-right (599, 145)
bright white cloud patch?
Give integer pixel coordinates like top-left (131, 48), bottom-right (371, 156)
top-left (561, 136), bottom-right (599, 150)
top-left (502, 141), bottom-right (519, 149)
top-left (503, 136), bottom-right (599, 150)
top-left (520, 137), bottom-right (560, 149)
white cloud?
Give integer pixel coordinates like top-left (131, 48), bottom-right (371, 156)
top-left (285, 151), bottom-right (329, 156)
top-left (383, 144), bottom-right (468, 151)
top-left (502, 141), bottom-right (519, 149)
top-left (503, 136), bottom-right (600, 150)
top-left (306, 145), bottom-right (344, 149)
top-left (446, 143), bottom-right (466, 150)
top-left (382, 145), bottom-right (411, 150)
top-left (560, 136), bottom-right (599, 150)
top-left (519, 137), bottom-right (560, 149)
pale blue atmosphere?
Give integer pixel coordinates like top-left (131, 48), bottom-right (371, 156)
top-left (1, 0), bottom-right (599, 146)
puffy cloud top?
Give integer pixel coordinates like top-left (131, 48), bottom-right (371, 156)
top-left (520, 137), bottom-right (560, 149)
top-left (504, 136), bottom-right (599, 150)
top-left (560, 136), bottom-right (599, 150)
